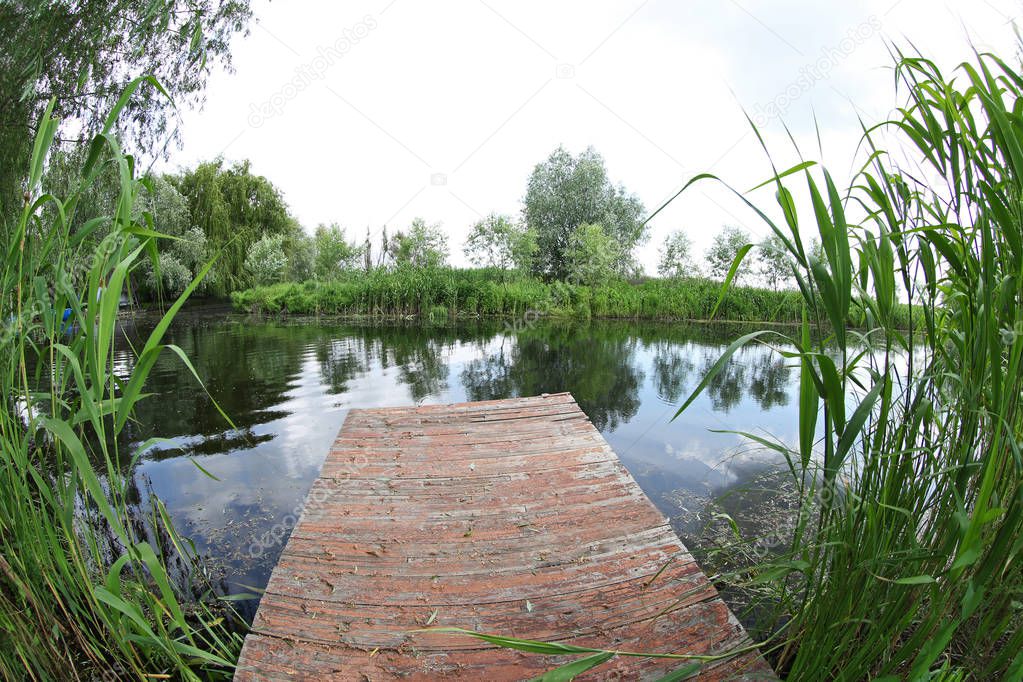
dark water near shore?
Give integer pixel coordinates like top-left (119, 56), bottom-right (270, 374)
top-left (118, 308), bottom-right (801, 621)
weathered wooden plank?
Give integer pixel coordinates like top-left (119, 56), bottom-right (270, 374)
top-left (237, 394), bottom-right (775, 680)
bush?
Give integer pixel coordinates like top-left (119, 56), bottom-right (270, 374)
top-left (244, 233), bottom-right (287, 286)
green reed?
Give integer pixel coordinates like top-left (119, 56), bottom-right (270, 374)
top-left (230, 269), bottom-right (824, 324)
top-left (0, 82), bottom-right (240, 679)
top-left (665, 47), bottom-right (1023, 679)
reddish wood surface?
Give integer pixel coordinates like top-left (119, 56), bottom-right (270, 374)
top-left (236, 393), bottom-right (775, 680)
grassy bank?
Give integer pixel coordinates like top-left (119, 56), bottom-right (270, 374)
top-left (230, 269), bottom-right (849, 324)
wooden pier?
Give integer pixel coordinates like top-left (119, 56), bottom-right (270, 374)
top-left (237, 393), bottom-right (774, 680)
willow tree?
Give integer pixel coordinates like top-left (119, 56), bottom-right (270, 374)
top-left (175, 160), bottom-right (294, 295)
top-left (0, 0), bottom-right (253, 222)
top-left (43, 148), bottom-right (195, 294)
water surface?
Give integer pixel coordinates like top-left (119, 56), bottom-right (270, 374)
top-left (119, 309), bottom-right (801, 620)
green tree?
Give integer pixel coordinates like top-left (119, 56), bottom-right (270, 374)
top-left (523, 146), bottom-right (646, 280)
top-left (42, 147), bottom-right (123, 281)
top-left (175, 159), bottom-right (293, 294)
top-left (286, 230), bottom-right (316, 282)
top-left (45, 149), bottom-right (189, 240)
top-left (465, 214), bottom-right (521, 269)
top-left (42, 147), bottom-right (119, 238)
top-left (137, 175), bottom-right (192, 238)
top-left (510, 226), bottom-right (539, 272)
top-left (133, 178), bottom-right (215, 297)
top-left (565, 223), bottom-right (621, 287)
top-left (809, 236), bottom-right (827, 265)
top-left (388, 218), bottom-right (448, 269)
top-left (175, 227), bottom-right (213, 278)
top-left (705, 225), bottom-right (752, 283)
top-left (314, 223), bottom-right (361, 280)
top-left (657, 229), bottom-right (696, 279)
top-left (758, 232), bottom-right (793, 290)
top-left (463, 213), bottom-right (537, 272)
top-left (0, 1), bottom-right (252, 221)
top-left (245, 233), bottom-right (287, 286)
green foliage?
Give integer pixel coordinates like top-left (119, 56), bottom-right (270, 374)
top-left (565, 223), bottom-right (621, 287)
top-left (313, 223), bottom-right (361, 280)
top-left (245, 233), bottom-right (287, 286)
top-left (44, 148), bottom-right (193, 246)
top-left (463, 213), bottom-right (536, 271)
top-left (230, 268), bottom-right (829, 324)
top-left (388, 217), bottom-right (449, 269)
top-left (139, 216), bottom-right (216, 299)
top-left (0, 0), bottom-right (252, 220)
top-left (285, 229), bottom-right (316, 282)
top-left (43, 150), bottom-right (209, 299)
top-left (175, 159), bottom-right (294, 295)
top-left (808, 237), bottom-right (826, 265)
top-left (137, 174), bottom-right (192, 238)
top-left (523, 146), bottom-right (646, 280)
top-left (45, 151), bottom-right (299, 298)
top-left (1, 87), bottom-right (240, 679)
top-left (658, 229), bottom-right (697, 279)
top-left (756, 232), bottom-right (792, 290)
top-left (146, 252), bottom-right (194, 297)
top-left (175, 227), bottom-right (212, 272)
top-left (704, 225), bottom-right (752, 282)
top-left (667, 47), bottom-right (1023, 680)
top-left (511, 227), bottom-right (540, 273)
top-left (43, 146), bottom-right (121, 241)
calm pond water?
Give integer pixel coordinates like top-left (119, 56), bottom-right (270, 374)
top-left (118, 308), bottom-right (801, 621)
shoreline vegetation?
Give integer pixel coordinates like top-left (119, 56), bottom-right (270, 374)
top-left (228, 268), bottom-right (915, 327)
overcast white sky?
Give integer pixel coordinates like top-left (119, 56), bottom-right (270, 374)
top-left (166, 0), bottom-right (1021, 273)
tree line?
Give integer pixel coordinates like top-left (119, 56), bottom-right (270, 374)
top-left (657, 224), bottom-right (826, 290)
top-left (41, 141), bottom-right (811, 303)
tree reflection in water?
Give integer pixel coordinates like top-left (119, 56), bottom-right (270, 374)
top-left (698, 345), bottom-right (793, 413)
top-left (650, 340), bottom-right (696, 404)
top-left (461, 322), bottom-right (644, 431)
